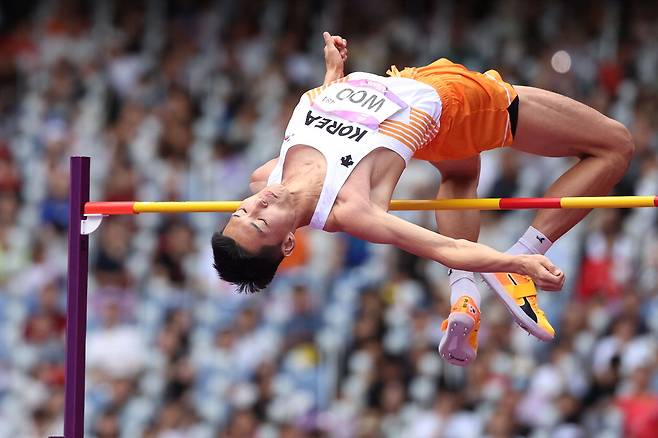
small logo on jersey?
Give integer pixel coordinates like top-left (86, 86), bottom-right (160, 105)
top-left (536, 236), bottom-right (546, 243)
top-left (304, 110), bottom-right (368, 142)
top-left (341, 155), bottom-right (354, 168)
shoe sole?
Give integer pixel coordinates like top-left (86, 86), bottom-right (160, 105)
top-left (480, 272), bottom-right (553, 342)
top-left (438, 312), bottom-right (476, 367)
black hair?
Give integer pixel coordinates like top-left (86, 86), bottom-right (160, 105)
top-left (211, 232), bottom-right (284, 293)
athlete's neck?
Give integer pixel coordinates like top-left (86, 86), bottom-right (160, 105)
top-left (282, 172), bottom-right (322, 229)
top-left (278, 144), bottom-right (328, 229)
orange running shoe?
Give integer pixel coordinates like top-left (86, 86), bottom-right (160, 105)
top-left (481, 272), bottom-right (555, 341)
top-left (438, 295), bottom-right (480, 366)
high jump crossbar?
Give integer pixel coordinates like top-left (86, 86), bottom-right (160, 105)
top-left (55, 156), bottom-right (658, 437)
top-left (84, 196), bottom-right (658, 216)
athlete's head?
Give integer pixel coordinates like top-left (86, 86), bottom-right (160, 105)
top-left (212, 184), bottom-right (296, 293)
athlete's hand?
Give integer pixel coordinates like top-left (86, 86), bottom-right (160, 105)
top-left (323, 31), bottom-right (348, 83)
top-left (517, 254), bottom-right (565, 291)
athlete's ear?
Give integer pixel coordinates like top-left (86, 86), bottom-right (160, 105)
top-left (281, 232), bottom-right (295, 257)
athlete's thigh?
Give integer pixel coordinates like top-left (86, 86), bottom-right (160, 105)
top-left (431, 155), bottom-right (481, 181)
top-left (511, 86), bottom-right (623, 158)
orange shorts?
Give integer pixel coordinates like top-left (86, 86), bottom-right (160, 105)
top-left (388, 58), bottom-right (518, 161)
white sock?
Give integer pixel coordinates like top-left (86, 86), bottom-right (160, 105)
top-left (507, 226), bottom-right (553, 255)
top-left (449, 269), bottom-right (481, 307)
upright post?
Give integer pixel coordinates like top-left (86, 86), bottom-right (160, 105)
top-left (59, 156), bottom-right (91, 438)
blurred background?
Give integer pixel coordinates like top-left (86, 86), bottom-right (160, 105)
top-left (0, 0), bottom-right (656, 437)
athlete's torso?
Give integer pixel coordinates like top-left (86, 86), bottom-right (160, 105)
top-left (268, 72), bottom-right (442, 230)
top-left (278, 145), bottom-right (406, 232)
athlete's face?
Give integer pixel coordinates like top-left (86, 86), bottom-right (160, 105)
top-left (222, 184), bottom-right (296, 255)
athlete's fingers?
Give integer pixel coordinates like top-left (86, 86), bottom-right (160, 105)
top-left (537, 255), bottom-right (563, 279)
top-left (527, 255), bottom-right (564, 291)
top-left (535, 275), bottom-right (560, 291)
top-left (540, 256), bottom-right (562, 277)
top-left (328, 34), bottom-right (347, 62)
top-left (539, 267), bottom-right (564, 291)
top-left (331, 35), bottom-right (346, 48)
top-left (323, 31), bottom-right (336, 48)
top-left (540, 257), bottom-right (565, 291)
top-left (540, 279), bottom-right (561, 292)
top-left (558, 274), bottom-right (565, 290)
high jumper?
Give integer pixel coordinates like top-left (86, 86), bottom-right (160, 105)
top-left (212, 32), bottom-right (634, 366)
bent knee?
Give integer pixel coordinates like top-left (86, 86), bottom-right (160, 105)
top-left (603, 120), bottom-right (635, 167)
top-left (433, 157), bottom-right (481, 185)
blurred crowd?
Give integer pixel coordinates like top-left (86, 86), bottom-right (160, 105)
top-left (0, 0), bottom-right (656, 437)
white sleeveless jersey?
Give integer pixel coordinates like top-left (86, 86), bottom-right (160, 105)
top-left (267, 72), bottom-right (442, 230)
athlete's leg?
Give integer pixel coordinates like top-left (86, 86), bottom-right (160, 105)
top-left (433, 157), bottom-right (481, 307)
top-left (511, 86), bottom-right (635, 241)
top-left (433, 156), bottom-right (482, 366)
top-left (432, 156), bottom-right (481, 243)
top-left (482, 85), bottom-right (634, 342)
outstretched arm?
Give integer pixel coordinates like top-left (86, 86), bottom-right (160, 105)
top-left (322, 31), bottom-right (348, 85)
top-left (341, 204), bottom-right (565, 291)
